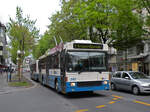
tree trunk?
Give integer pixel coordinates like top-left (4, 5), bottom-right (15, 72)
top-left (18, 59), bottom-right (21, 81)
top-left (124, 50), bottom-right (128, 71)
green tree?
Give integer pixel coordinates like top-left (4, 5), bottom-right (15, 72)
top-left (48, 0), bottom-right (88, 42)
top-left (135, 0), bottom-right (150, 36)
top-left (7, 6), bottom-right (39, 80)
top-left (110, 0), bottom-right (144, 50)
top-left (110, 0), bottom-right (144, 70)
top-left (33, 0), bottom-right (146, 60)
top-left (32, 31), bottom-right (55, 59)
top-left (139, 0), bottom-right (150, 14)
top-left (47, 0), bottom-right (113, 44)
top-left (7, 6), bottom-right (39, 63)
top-left (73, 0), bottom-right (113, 43)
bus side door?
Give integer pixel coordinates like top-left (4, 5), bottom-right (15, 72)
top-left (60, 50), bottom-right (66, 93)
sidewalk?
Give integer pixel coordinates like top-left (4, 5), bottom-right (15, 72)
top-left (0, 72), bottom-right (37, 95)
top-left (0, 73), bottom-right (13, 94)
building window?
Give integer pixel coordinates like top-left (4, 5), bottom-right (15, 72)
top-left (117, 50), bottom-right (123, 56)
top-left (128, 48), bottom-right (134, 55)
top-left (0, 46), bottom-right (3, 50)
top-left (136, 44), bottom-right (144, 55)
top-left (148, 43), bottom-right (150, 52)
top-left (0, 28), bottom-right (4, 37)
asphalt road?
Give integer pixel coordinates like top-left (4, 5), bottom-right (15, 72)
top-left (0, 74), bottom-right (150, 112)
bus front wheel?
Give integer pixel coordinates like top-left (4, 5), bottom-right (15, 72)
top-left (55, 80), bottom-right (59, 92)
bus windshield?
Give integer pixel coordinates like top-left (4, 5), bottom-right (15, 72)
top-left (67, 51), bottom-right (107, 72)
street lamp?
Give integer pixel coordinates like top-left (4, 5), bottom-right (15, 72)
top-left (16, 57), bottom-right (19, 61)
top-left (17, 50), bottom-right (21, 55)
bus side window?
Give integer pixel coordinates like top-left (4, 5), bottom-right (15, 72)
top-left (60, 50), bottom-right (65, 75)
top-left (55, 53), bottom-right (59, 69)
top-left (49, 55), bottom-right (52, 69)
top-left (46, 56), bottom-right (49, 75)
top-left (51, 55), bottom-right (54, 69)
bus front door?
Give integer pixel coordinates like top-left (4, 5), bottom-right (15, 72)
top-left (60, 50), bottom-right (66, 93)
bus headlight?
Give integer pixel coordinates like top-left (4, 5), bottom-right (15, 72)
top-left (70, 83), bottom-right (76, 86)
top-left (103, 81), bottom-right (108, 85)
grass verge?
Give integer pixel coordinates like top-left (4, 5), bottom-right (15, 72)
top-left (8, 74), bottom-right (33, 87)
top-left (8, 81), bottom-right (29, 87)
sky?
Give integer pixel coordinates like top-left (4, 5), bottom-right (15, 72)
top-left (0, 0), bottom-right (61, 34)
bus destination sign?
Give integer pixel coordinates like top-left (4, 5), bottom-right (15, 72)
top-left (73, 43), bottom-right (103, 49)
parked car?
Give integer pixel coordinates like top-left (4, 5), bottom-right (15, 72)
top-left (111, 71), bottom-right (150, 95)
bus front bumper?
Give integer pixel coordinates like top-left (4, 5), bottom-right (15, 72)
top-left (65, 81), bottom-right (109, 93)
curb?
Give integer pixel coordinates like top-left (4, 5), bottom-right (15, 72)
top-left (0, 92), bottom-right (12, 95)
top-left (0, 74), bottom-right (38, 95)
top-left (9, 78), bottom-right (38, 93)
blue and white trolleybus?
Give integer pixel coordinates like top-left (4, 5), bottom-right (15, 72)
top-left (30, 40), bottom-right (110, 94)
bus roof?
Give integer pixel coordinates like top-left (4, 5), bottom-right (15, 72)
top-left (64, 40), bottom-right (108, 51)
top-left (38, 40), bottom-right (108, 60)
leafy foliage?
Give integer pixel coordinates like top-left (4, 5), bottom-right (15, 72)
top-left (32, 31), bottom-right (54, 59)
top-left (134, 0), bottom-right (150, 36)
top-left (33, 0), bottom-right (147, 58)
top-left (7, 6), bottom-right (39, 64)
top-left (110, 0), bottom-right (144, 50)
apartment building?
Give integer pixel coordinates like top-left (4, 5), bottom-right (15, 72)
top-left (116, 40), bottom-right (150, 76)
top-left (108, 46), bottom-right (117, 72)
top-left (0, 22), bottom-right (7, 67)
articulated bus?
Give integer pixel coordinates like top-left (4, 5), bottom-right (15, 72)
top-left (30, 40), bottom-right (109, 94)
top-left (30, 60), bottom-right (39, 81)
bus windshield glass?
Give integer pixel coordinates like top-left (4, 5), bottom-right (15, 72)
top-left (67, 51), bottom-right (107, 72)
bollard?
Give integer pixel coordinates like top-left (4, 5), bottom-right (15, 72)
top-left (8, 72), bottom-right (11, 82)
top-left (8, 73), bottom-right (10, 82)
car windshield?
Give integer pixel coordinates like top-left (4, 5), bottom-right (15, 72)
top-left (67, 51), bottom-right (107, 72)
top-left (130, 72), bottom-right (148, 79)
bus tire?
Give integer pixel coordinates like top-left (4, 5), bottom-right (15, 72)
top-left (111, 83), bottom-right (116, 90)
top-left (55, 80), bottom-right (59, 92)
top-left (41, 76), bottom-right (44, 85)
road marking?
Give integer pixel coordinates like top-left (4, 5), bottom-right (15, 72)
top-left (133, 100), bottom-right (150, 106)
top-left (112, 95), bottom-right (123, 99)
top-left (109, 101), bottom-right (116, 104)
top-left (112, 98), bottom-right (118, 100)
top-left (75, 109), bottom-right (88, 112)
top-left (96, 105), bottom-right (106, 108)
